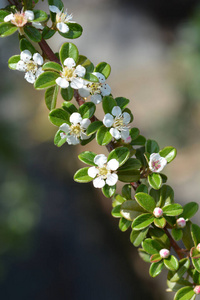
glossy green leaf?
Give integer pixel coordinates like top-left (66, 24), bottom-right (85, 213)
top-left (148, 173), bottom-right (162, 190)
top-left (167, 278), bottom-right (192, 292)
top-left (94, 62), bottom-right (111, 79)
top-left (102, 184), bottom-right (116, 198)
top-left (180, 202), bottom-right (199, 220)
top-left (20, 38), bottom-right (37, 54)
top-left (96, 126), bottom-right (112, 146)
top-left (80, 134), bottom-right (95, 146)
top-left (182, 221), bottom-right (194, 250)
top-left (112, 194), bottom-right (126, 207)
top-left (34, 71), bottom-right (59, 89)
top-left (0, 23), bottom-right (18, 37)
top-left (62, 102), bottom-right (78, 114)
top-left (142, 238), bottom-right (163, 254)
top-left (76, 55), bottom-right (94, 73)
top-left (168, 258), bottom-right (190, 282)
top-left (117, 170), bottom-right (140, 183)
top-left (159, 146), bottom-right (177, 163)
top-left (172, 228), bottom-right (183, 241)
top-left (83, 73), bottom-right (98, 82)
top-left (190, 247), bottom-right (200, 259)
top-left (118, 158), bottom-right (141, 171)
top-left (129, 127), bottom-right (140, 141)
top-left (108, 147), bottom-right (130, 166)
top-left (163, 203), bottom-right (183, 216)
top-left (192, 257), bottom-right (200, 273)
top-left (121, 200), bottom-right (145, 221)
top-left (49, 108), bottom-right (70, 126)
top-left (111, 205), bottom-right (122, 218)
top-left (78, 151), bottom-right (96, 166)
top-left (59, 42), bottom-right (79, 65)
top-left (149, 261), bottom-right (164, 277)
top-left (42, 62), bottom-right (62, 72)
top-left (122, 184), bottom-right (132, 199)
top-left (174, 286), bottom-right (195, 300)
top-left (154, 217), bottom-right (166, 228)
top-left (149, 227), bottom-right (170, 248)
top-left (164, 255), bottom-right (179, 271)
top-left (191, 224), bottom-right (200, 247)
top-left (115, 97), bottom-right (129, 110)
top-left (132, 213), bottom-right (154, 230)
top-left (145, 139), bottom-right (159, 154)
top-left (74, 167), bottom-right (93, 183)
top-left (0, 10), bottom-right (10, 22)
top-left (45, 85), bottom-right (59, 110)
top-left (42, 26), bottom-right (56, 39)
top-left (150, 253), bottom-right (162, 263)
top-left (59, 22), bottom-right (83, 39)
top-left (130, 227), bottom-right (149, 247)
top-left (79, 102), bottom-right (96, 119)
top-left (130, 135), bottom-right (146, 146)
top-left (160, 184), bottom-right (174, 206)
top-left (86, 121), bottom-right (103, 135)
top-left (8, 55), bottom-right (20, 70)
top-left (102, 96), bottom-right (117, 114)
top-left (24, 26), bottom-right (42, 42)
top-left (61, 86), bottom-right (74, 101)
top-left (193, 269), bottom-right (200, 285)
top-left (138, 248), bottom-right (151, 263)
top-left (135, 192), bottom-right (156, 213)
top-left (119, 217), bottom-right (132, 232)
top-left (33, 10), bottom-right (48, 22)
top-left (54, 129), bottom-right (66, 147)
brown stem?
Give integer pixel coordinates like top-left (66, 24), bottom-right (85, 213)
top-left (164, 227), bottom-right (185, 259)
top-left (38, 39), bottom-right (60, 64)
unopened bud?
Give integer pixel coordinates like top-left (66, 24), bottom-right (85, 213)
top-left (176, 217), bottom-right (186, 228)
top-left (197, 243), bottom-right (200, 252)
top-left (159, 249), bottom-right (170, 259)
top-left (153, 207), bottom-right (163, 218)
top-left (194, 285), bottom-right (200, 294)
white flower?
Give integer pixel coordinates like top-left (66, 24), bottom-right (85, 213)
top-left (88, 154), bottom-right (119, 188)
top-left (103, 106), bottom-right (131, 140)
top-left (59, 113), bottom-right (91, 145)
top-left (49, 5), bottom-right (74, 33)
top-left (4, 10), bottom-right (34, 27)
top-left (78, 72), bottom-right (111, 104)
top-left (56, 57), bottom-right (86, 89)
top-left (159, 249), bottom-right (170, 259)
top-left (16, 50), bottom-right (44, 84)
top-left (149, 153), bottom-right (167, 173)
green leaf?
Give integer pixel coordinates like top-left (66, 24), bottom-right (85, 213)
top-left (8, 55), bottom-right (20, 70)
top-left (48, 0), bottom-right (64, 22)
top-left (154, 217), bottom-right (166, 228)
top-left (111, 205), bottom-right (122, 218)
top-left (174, 286), bottom-right (195, 300)
top-left (76, 55), bottom-right (94, 73)
top-left (159, 146), bottom-right (177, 163)
top-left (54, 130), bottom-right (66, 147)
top-left (120, 200), bottom-right (145, 221)
top-left (167, 278), bottom-right (192, 292)
top-left (0, 23), bottom-right (18, 37)
top-left (119, 217), bottom-right (132, 232)
top-left (172, 228), bottom-right (183, 241)
top-left (138, 249), bottom-right (151, 263)
top-left (118, 158), bottom-right (141, 171)
top-left (94, 62), bottom-right (111, 79)
top-left (149, 227), bottom-right (170, 248)
top-left (149, 261), bottom-right (164, 277)
top-left (130, 135), bottom-right (146, 146)
top-left (42, 62), bottom-right (62, 72)
top-left (62, 102), bottom-right (78, 114)
top-left (135, 192), bottom-right (156, 213)
top-left (122, 184), bottom-right (132, 199)
top-left (112, 194), bottom-right (126, 207)
top-left (163, 203), bottom-right (183, 216)
top-left (180, 202), bottom-right (199, 220)
top-left (0, 10), bottom-right (10, 22)
top-left (192, 224), bottom-right (200, 247)
top-left (78, 151), bottom-right (96, 166)
top-left (130, 227), bottom-right (149, 247)
top-left (132, 213), bottom-right (154, 230)
top-left (45, 85), bottom-right (59, 110)
top-left (102, 184), bottom-right (116, 198)
top-left (61, 86), bottom-right (74, 101)
top-left (20, 38), bottom-right (37, 54)
top-left (33, 10), bottom-right (48, 22)
top-left (24, 26), bottom-right (42, 42)
top-left (59, 22), bottom-right (83, 39)
top-left (96, 126), bottom-right (112, 146)
top-left (102, 96), bottom-right (117, 114)
top-left (49, 108), bottom-right (70, 126)
top-left (150, 253), bottom-right (162, 263)
top-left (117, 170), bottom-right (140, 183)
top-left (190, 247), bottom-right (200, 259)
top-left (182, 221), bottom-right (194, 250)
top-left (160, 184), bottom-right (174, 206)
top-left (83, 73), bottom-right (98, 82)
top-left (59, 42), bottom-right (79, 65)
top-left (34, 71), bottom-right (59, 89)
top-left (168, 258), bottom-right (190, 282)
top-left (192, 257), bottom-right (200, 273)
top-left (129, 127), bottom-right (140, 141)
top-left (42, 26), bottom-right (56, 39)
top-left (164, 255), bottom-right (179, 271)
top-left (74, 167), bottom-right (93, 183)
top-left (86, 121), bottom-right (103, 135)
top-left (148, 173), bottom-right (162, 190)
top-left (193, 269), bottom-right (200, 285)
top-left (115, 97), bottom-right (129, 110)
top-left (80, 134), bottom-right (95, 146)
top-left (136, 184), bottom-right (148, 194)
top-left (79, 102), bottom-right (96, 119)
top-left (108, 147), bottom-right (130, 166)
top-left (142, 238), bottom-right (163, 254)
top-left (145, 139), bottom-right (159, 154)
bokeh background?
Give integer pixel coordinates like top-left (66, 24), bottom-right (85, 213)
top-left (0, 0), bottom-right (200, 299)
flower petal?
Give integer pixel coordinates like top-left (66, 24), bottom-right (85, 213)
top-left (49, 5), bottom-right (61, 14)
top-left (33, 53), bottom-right (43, 65)
top-left (94, 154), bottom-right (107, 167)
top-left (59, 123), bottom-right (70, 134)
top-left (93, 177), bottom-right (105, 188)
top-left (80, 132), bottom-right (90, 140)
top-left (100, 83), bottom-right (111, 96)
top-left (70, 112), bottom-right (82, 124)
top-left (88, 166), bottom-right (99, 178)
top-left (67, 135), bottom-right (80, 145)
top-left (57, 22), bottom-right (69, 33)
top-left (103, 113), bottom-right (114, 127)
top-left (110, 128), bottom-right (121, 140)
top-left (24, 71), bottom-right (35, 84)
top-left (75, 65), bottom-right (86, 77)
top-left (78, 87), bottom-right (90, 98)
top-left (122, 112), bottom-right (131, 124)
top-left (107, 159), bottom-right (119, 171)
top-left (4, 13), bottom-right (14, 22)
top-left (106, 173), bottom-right (118, 186)
top-left (80, 118), bottom-right (91, 129)
top-left (63, 57), bottom-right (76, 68)
top-left (35, 67), bottom-right (44, 78)
top-left (25, 10), bottom-right (34, 21)
top-left (16, 60), bottom-right (26, 71)
top-left (70, 77), bottom-right (84, 89)
top-left (92, 72), bottom-right (105, 83)
top-left (112, 106), bottom-right (122, 117)
top-left (21, 50), bottom-right (32, 62)
top-left (120, 128), bottom-right (130, 140)
top-left (32, 21), bottom-right (44, 30)
top-left (91, 94), bottom-right (102, 104)
top-left (149, 153), bottom-right (167, 173)
top-left (56, 77), bottom-right (69, 88)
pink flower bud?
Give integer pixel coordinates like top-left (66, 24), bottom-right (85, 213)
top-left (194, 286), bottom-right (200, 294)
top-left (197, 243), bottom-right (200, 252)
top-left (159, 249), bottom-right (170, 259)
top-left (176, 217), bottom-right (186, 228)
top-left (153, 207), bottom-right (163, 218)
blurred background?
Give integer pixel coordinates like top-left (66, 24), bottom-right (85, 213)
top-left (0, 0), bottom-right (200, 299)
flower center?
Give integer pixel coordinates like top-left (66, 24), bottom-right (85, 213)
top-left (61, 67), bottom-right (76, 81)
top-left (70, 124), bottom-right (81, 136)
top-left (87, 82), bottom-right (101, 95)
top-left (56, 12), bottom-right (67, 23)
top-left (113, 116), bottom-right (124, 128)
top-left (12, 12), bottom-right (27, 27)
top-left (26, 61), bottom-right (38, 73)
top-left (98, 166), bottom-right (110, 178)
top-left (152, 160), bottom-right (161, 170)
